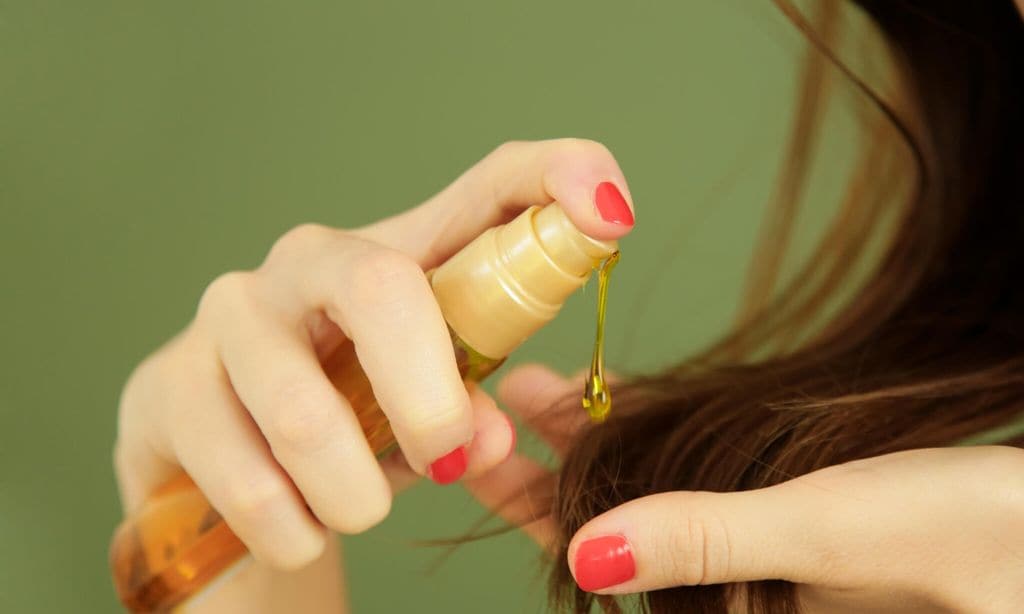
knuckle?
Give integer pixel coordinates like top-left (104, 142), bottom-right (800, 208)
top-left (343, 248), bottom-right (424, 307)
top-left (268, 223), bottom-right (332, 262)
top-left (197, 270), bottom-right (255, 318)
top-left (117, 352), bottom-right (181, 452)
top-left (552, 137), bottom-right (613, 160)
top-left (116, 361), bottom-right (149, 430)
top-left (112, 440), bottom-right (132, 478)
top-left (223, 474), bottom-right (293, 520)
top-left (269, 399), bottom-right (334, 452)
top-left (220, 473), bottom-right (328, 571)
top-left (665, 501), bottom-right (733, 585)
top-left (488, 140), bottom-right (528, 160)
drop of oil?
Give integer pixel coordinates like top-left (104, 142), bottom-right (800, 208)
top-left (582, 251), bottom-right (619, 423)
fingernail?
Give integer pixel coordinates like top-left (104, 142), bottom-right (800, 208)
top-left (594, 181), bottom-right (634, 226)
top-left (505, 414), bottom-right (517, 461)
top-left (427, 446), bottom-right (467, 485)
top-left (574, 535), bottom-right (636, 592)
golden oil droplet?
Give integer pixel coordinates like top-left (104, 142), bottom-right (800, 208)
top-left (582, 251), bottom-right (619, 423)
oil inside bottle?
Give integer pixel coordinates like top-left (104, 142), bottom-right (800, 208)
top-left (582, 251), bottom-right (619, 423)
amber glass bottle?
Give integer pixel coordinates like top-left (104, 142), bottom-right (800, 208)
top-left (110, 204), bottom-right (618, 612)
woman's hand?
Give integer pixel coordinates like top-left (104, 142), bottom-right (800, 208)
top-left (565, 444), bottom-right (1024, 612)
top-left (472, 367), bottom-right (1024, 613)
top-left (113, 138), bottom-right (636, 575)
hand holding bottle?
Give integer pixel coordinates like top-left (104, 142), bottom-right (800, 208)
top-left (113, 138), bottom-right (636, 579)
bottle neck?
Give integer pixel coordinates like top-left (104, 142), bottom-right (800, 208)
top-left (430, 205), bottom-right (617, 359)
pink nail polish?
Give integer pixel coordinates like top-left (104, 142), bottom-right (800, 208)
top-left (594, 182), bottom-right (634, 226)
top-left (427, 446), bottom-right (467, 485)
top-left (574, 535), bottom-right (636, 591)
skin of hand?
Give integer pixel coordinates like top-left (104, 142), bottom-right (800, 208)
top-left (113, 138), bottom-right (636, 606)
top-left (471, 365), bottom-right (1024, 614)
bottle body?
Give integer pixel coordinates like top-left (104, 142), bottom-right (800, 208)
top-left (109, 330), bottom-right (503, 613)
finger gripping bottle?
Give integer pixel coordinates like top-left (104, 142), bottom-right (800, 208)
top-left (110, 205), bottom-right (617, 612)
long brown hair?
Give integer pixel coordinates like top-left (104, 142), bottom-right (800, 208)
top-left (546, 1), bottom-right (1024, 612)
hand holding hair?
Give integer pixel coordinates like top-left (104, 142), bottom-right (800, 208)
top-left (470, 367), bottom-right (1024, 613)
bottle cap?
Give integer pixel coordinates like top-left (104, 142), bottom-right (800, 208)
top-left (431, 205), bottom-right (618, 359)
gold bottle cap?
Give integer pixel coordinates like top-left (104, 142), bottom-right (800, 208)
top-left (431, 205), bottom-right (618, 359)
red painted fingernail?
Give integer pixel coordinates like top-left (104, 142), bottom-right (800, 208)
top-left (594, 182), bottom-right (634, 226)
top-left (574, 535), bottom-right (635, 592)
top-left (427, 447), bottom-right (467, 485)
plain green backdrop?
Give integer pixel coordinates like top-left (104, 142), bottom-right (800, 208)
top-left (1, 1), bottom-right (857, 612)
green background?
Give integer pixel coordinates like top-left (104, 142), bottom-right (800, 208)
top-left (0, 1), bottom-right (855, 612)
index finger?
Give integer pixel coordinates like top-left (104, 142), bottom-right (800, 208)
top-left (355, 138), bottom-right (636, 268)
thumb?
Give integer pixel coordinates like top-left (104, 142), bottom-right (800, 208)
top-left (567, 486), bottom-right (829, 594)
top-left (355, 139), bottom-right (635, 269)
